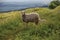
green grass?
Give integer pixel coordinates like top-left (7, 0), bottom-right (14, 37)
top-left (0, 6), bottom-right (60, 40)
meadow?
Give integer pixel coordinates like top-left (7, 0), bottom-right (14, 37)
top-left (0, 6), bottom-right (60, 40)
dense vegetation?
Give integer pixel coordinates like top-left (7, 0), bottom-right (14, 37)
top-left (0, 6), bottom-right (60, 40)
top-left (49, 0), bottom-right (60, 9)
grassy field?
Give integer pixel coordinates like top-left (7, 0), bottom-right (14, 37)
top-left (0, 6), bottom-right (60, 40)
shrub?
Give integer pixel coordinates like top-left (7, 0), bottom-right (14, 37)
top-left (49, 0), bottom-right (60, 9)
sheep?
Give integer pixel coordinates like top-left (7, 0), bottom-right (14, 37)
top-left (21, 11), bottom-right (40, 25)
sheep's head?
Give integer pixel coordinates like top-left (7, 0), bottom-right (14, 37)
top-left (21, 11), bottom-right (26, 17)
top-left (21, 11), bottom-right (26, 22)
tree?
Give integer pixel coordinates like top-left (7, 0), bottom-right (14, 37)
top-left (49, 0), bottom-right (60, 9)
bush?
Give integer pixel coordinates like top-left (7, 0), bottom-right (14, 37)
top-left (49, 0), bottom-right (60, 9)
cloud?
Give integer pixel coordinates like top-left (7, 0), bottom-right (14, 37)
top-left (1, 0), bottom-right (53, 2)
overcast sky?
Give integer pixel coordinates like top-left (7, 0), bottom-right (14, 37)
top-left (1, 0), bottom-right (53, 2)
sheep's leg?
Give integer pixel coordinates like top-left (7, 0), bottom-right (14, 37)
top-left (35, 21), bottom-right (38, 25)
top-left (35, 19), bottom-right (39, 25)
top-left (25, 22), bottom-right (29, 28)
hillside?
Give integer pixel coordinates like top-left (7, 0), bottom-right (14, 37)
top-left (0, 7), bottom-right (60, 40)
